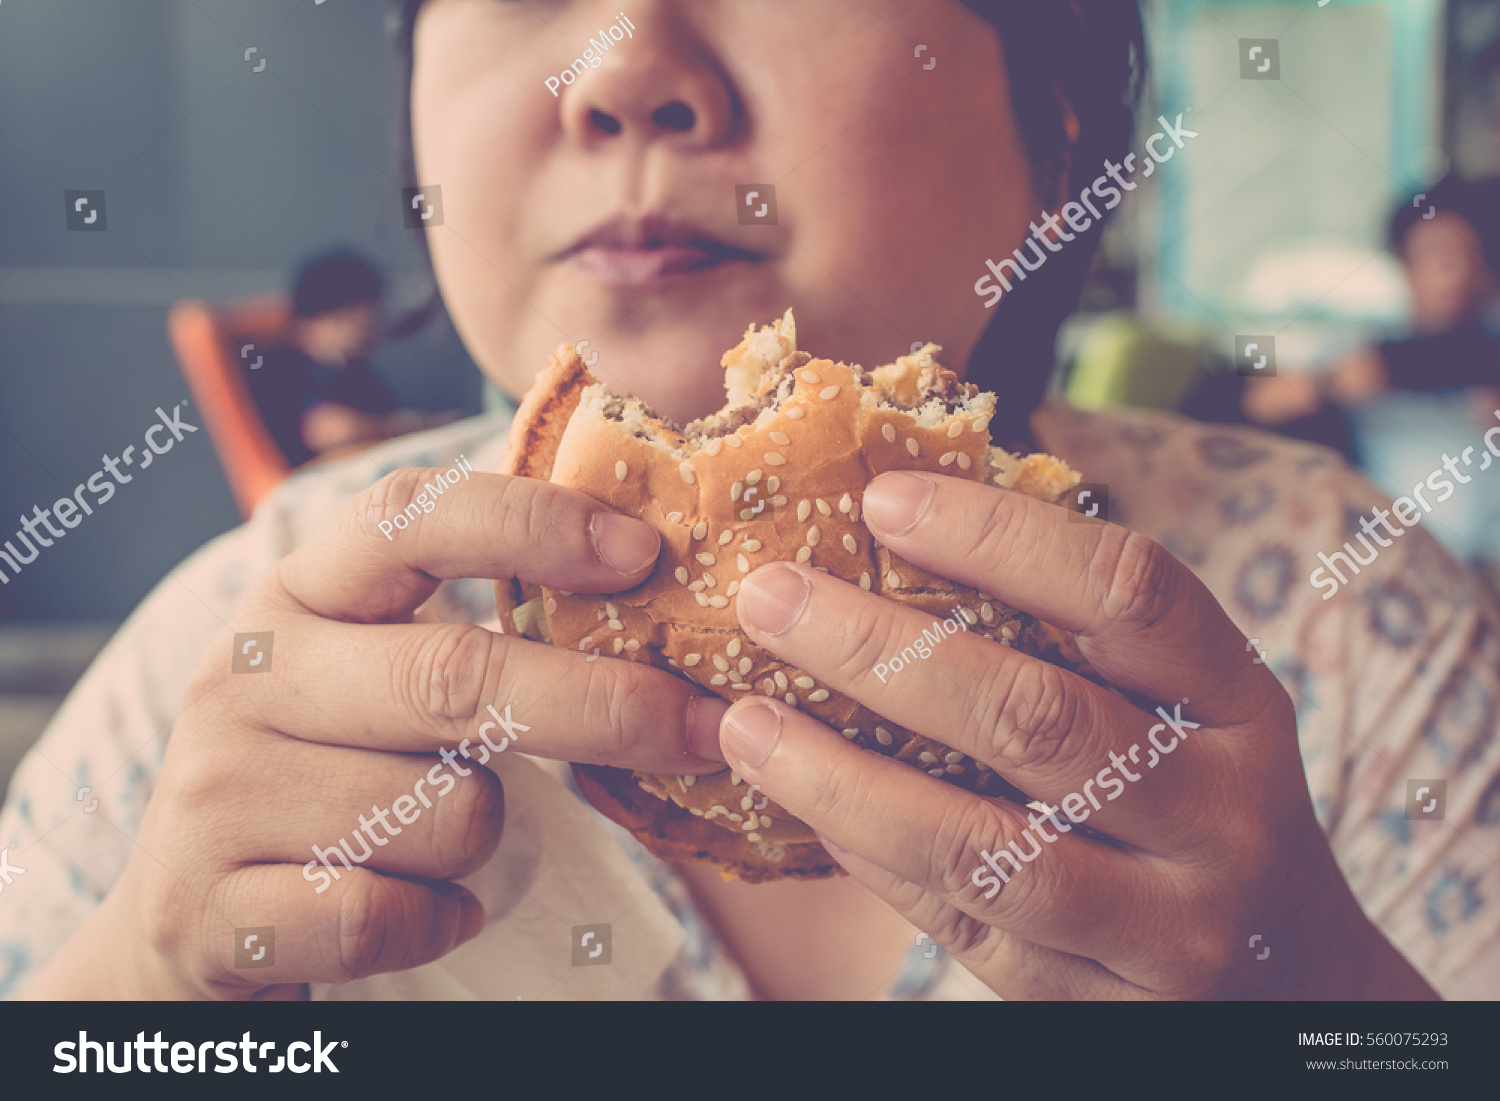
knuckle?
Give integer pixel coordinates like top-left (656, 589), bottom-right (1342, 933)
top-left (963, 490), bottom-right (1025, 570)
top-left (955, 801), bottom-right (1043, 915)
top-left (972, 655), bottom-right (1079, 773)
top-left (432, 770), bottom-right (506, 877)
top-left (1094, 530), bottom-right (1178, 631)
top-left (334, 872), bottom-right (408, 982)
top-left (406, 624), bottom-right (502, 723)
top-left (804, 750), bottom-right (879, 830)
top-left (832, 598), bottom-right (903, 685)
top-left (491, 475), bottom-right (562, 554)
top-left (361, 467), bottom-right (433, 530)
top-left (578, 659), bottom-right (651, 762)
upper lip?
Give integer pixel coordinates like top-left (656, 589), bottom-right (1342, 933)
top-left (554, 214), bottom-right (766, 263)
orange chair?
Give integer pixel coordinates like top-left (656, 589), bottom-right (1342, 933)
top-left (166, 295), bottom-right (293, 519)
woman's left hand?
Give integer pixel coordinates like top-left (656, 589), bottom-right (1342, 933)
top-left (720, 470), bottom-right (1438, 1000)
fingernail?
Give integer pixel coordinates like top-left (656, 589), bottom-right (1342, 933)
top-left (590, 512), bottom-right (660, 576)
top-left (685, 696), bottom-right (730, 762)
top-left (721, 701), bottom-right (781, 770)
top-left (862, 472), bottom-right (935, 537)
top-left (738, 565), bottom-right (811, 636)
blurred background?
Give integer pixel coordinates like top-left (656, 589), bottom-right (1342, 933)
top-left (1, 0), bottom-right (1498, 795)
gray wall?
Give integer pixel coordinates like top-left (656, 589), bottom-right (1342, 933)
top-left (0, 0), bottom-right (481, 621)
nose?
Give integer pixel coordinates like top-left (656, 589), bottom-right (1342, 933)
top-left (560, 32), bottom-right (737, 151)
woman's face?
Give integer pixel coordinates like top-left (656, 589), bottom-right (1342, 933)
top-left (1402, 212), bottom-right (1494, 331)
top-left (412, 0), bottom-right (1039, 424)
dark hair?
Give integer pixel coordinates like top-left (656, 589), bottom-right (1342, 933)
top-left (1390, 174), bottom-right (1500, 275)
top-left (292, 250), bottom-right (384, 318)
top-left (386, 0), bottom-right (1144, 445)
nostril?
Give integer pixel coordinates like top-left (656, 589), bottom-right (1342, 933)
top-left (651, 102), bottom-right (696, 132)
top-left (590, 109), bottom-right (623, 135)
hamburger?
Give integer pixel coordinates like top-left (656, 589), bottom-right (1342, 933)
top-left (496, 311), bottom-right (1089, 882)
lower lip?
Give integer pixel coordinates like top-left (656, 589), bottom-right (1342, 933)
top-left (569, 245), bottom-right (738, 287)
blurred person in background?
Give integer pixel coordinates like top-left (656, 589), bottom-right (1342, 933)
top-left (247, 250), bottom-right (456, 466)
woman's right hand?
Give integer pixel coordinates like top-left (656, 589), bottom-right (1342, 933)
top-left (27, 467), bottom-right (729, 999)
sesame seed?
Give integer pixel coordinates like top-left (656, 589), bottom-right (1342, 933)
top-left (948, 421), bottom-right (964, 439)
top-left (849, 501), bottom-right (860, 522)
top-left (709, 595), bottom-right (729, 608)
top-left (820, 385), bottom-right (841, 401)
top-left (797, 500), bottom-right (811, 522)
top-left (692, 521), bottom-right (708, 540)
top-left (730, 773), bottom-right (741, 785)
top-left (605, 602), bottom-right (618, 618)
top-left (806, 526), bottom-right (820, 546)
top-left (608, 618), bottom-right (623, 631)
top-left (737, 554), bottom-right (750, 573)
top-left (615, 460), bottom-right (627, 480)
top-left (675, 566), bottom-right (690, 585)
top-left (746, 831), bottom-right (762, 842)
top-left (957, 453), bottom-right (971, 470)
top-left (771, 495), bottom-right (788, 507)
top-left (793, 675), bottom-right (814, 689)
top-left (666, 511), bottom-right (684, 523)
top-left (841, 728), bottom-right (859, 739)
top-left (711, 674), bottom-right (728, 686)
top-left (596, 608), bottom-right (606, 620)
top-left (697, 552), bottom-right (716, 565)
top-left (842, 534), bottom-right (858, 554)
top-left (545, 597), bottom-right (557, 615)
top-left (859, 571), bottom-right (872, 590)
top-left (944, 751), bottom-right (964, 763)
top-left (785, 406), bottom-right (805, 420)
top-left (741, 795), bottom-right (753, 811)
top-left (741, 538), bottom-right (762, 552)
top-left (773, 671), bottom-right (789, 690)
top-left (875, 726), bottom-right (893, 746)
top-left (795, 546), bottom-right (812, 563)
top-left (906, 438), bottom-right (919, 457)
top-left (886, 570), bottom-right (901, 588)
top-left (978, 590), bottom-right (993, 601)
top-left (960, 606), bottom-right (977, 624)
top-left (769, 431), bottom-right (790, 446)
top-left (718, 529), bottom-right (734, 545)
top-left (760, 815), bottom-right (773, 826)
top-left (713, 654), bottom-right (730, 672)
top-left (684, 653), bottom-right (702, 666)
top-left (767, 476), bottom-right (780, 493)
top-left (838, 492), bottom-right (852, 514)
top-left (947, 764), bottom-right (966, 775)
top-left (731, 682), bottom-right (752, 690)
top-left (815, 498), bottom-right (831, 516)
top-left (746, 469), bottom-right (762, 485)
top-left (980, 602), bottom-right (994, 622)
top-left (703, 576), bottom-right (717, 591)
top-left (940, 452), bottom-right (956, 467)
top-left (882, 423), bottom-right (896, 443)
top-left (808, 689), bottom-right (830, 702)
top-left (732, 482), bottom-right (743, 501)
top-left (726, 580), bottom-right (740, 596)
top-left (705, 438), bottom-right (723, 456)
top-left (725, 433), bottom-right (743, 447)
top-left (785, 693), bottom-right (798, 707)
top-left (919, 752), bottom-right (938, 764)
top-left (738, 657), bottom-right (752, 675)
top-left (727, 637), bottom-right (742, 657)
top-left (1000, 624), bottom-right (1017, 641)
top-left (679, 462), bottom-right (696, 484)
top-left (801, 369), bottom-right (822, 385)
top-left (765, 452), bottom-right (786, 466)
top-left (696, 592), bottom-right (709, 606)
top-left (739, 509), bottom-right (755, 520)
top-left (762, 678), bottom-right (775, 695)
top-left (928, 768), bottom-right (945, 777)
top-left (613, 637), bottom-right (625, 654)
top-left (624, 640), bottom-right (641, 651)
top-left (689, 580), bottom-right (705, 592)
top-left (973, 417), bottom-right (990, 434)
top-left (689, 807), bottom-right (703, 815)
top-left (683, 773), bottom-right (695, 786)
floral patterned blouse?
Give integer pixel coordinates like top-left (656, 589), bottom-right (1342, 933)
top-left (1, 399), bottom-right (1496, 1000)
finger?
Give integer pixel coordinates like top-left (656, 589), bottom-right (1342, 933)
top-left (216, 739), bottom-right (507, 881)
top-left (860, 471), bottom-right (1276, 724)
top-left (735, 562), bottom-right (1215, 847)
top-left (818, 839), bottom-right (1137, 1000)
top-left (208, 865), bottom-right (485, 992)
top-left (197, 618), bottom-right (730, 773)
top-left (263, 467), bottom-right (662, 624)
top-left (718, 696), bottom-right (1176, 971)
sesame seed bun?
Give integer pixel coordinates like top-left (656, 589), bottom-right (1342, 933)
top-left (497, 311), bottom-right (1090, 882)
